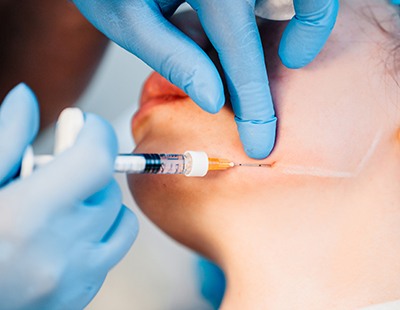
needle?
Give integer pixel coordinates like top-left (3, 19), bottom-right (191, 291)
top-left (234, 163), bottom-right (272, 168)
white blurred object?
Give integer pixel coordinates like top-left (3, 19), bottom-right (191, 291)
top-left (360, 300), bottom-right (400, 310)
top-left (53, 108), bottom-right (84, 155)
top-left (255, 0), bottom-right (294, 20)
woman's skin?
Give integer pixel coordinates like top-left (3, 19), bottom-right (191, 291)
top-left (129, 1), bottom-right (400, 309)
top-left (0, 0), bottom-right (108, 129)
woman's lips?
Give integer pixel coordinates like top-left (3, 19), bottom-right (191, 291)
top-left (132, 72), bottom-right (189, 135)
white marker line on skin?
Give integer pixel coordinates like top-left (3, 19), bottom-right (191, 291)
top-left (278, 130), bottom-right (383, 178)
top-left (280, 166), bottom-right (355, 178)
top-left (353, 129), bottom-right (383, 175)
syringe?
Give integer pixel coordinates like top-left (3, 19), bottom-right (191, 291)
top-left (113, 151), bottom-right (234, 177)
top-left (22, 150), bottom-right (236, 178)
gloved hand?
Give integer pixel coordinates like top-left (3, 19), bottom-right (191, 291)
top-left (73, 0), bottom-right (338, 159)
top-left (0, 84), bottom-right (138, 310)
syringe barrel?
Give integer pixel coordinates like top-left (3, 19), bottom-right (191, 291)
top-left (28, 152), bottom-right (210, 178)
top-left (115, 154), bottom-right (187, 175)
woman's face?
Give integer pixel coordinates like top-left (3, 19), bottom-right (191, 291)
top-left (128, 1), bottom-right (400, 263)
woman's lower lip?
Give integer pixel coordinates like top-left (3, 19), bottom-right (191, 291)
top-left (140, 72), bottom-right (188, 108)
top-left (132, 72), bottom-right (189, 133)
top-left (132, 95), bottom-right (187, 135)
top-left (132, 72), bottom-right (188, 128)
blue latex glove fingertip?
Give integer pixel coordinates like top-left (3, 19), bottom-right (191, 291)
top-left (196, 257), bottom-right (226, 310)
top-left (0, 83), bottom-right (39, 184)
top-left (185, 75), bottom-right (225, 114)
top-left (2, 83), bottom-right (39, 126)
top-left (279, 0), bottom-right (339, 69)
top-left (236, 117), bottom-right (277, 159)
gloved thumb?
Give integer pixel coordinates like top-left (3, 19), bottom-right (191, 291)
top-left (0, 83), bottom-right (39, 185)
top-left (16, 113), bottom-right (118, 208)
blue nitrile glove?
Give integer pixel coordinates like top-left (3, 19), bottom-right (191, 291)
top-left (73, 0), bottom-right (338, 159)
top-left (196, 257), bottom-right (226, 310)
top-left (279, 0), bottom-right (339, 69)
top-left (0, 84), bottom-right (138, 310)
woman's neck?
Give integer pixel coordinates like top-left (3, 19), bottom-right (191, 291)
top-left (217, 173), bottom-right (400, 309)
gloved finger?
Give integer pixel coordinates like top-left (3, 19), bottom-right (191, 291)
top-left (196, 257), bottom-right (226, 310)
top-left (58, 278), bottom-right (106, 310)
top-left (14, 114), bottom-right (118, 208)
top-left (79, 180), bottom-right (123, 241)
top-left (0, 83), bottom-right (39, 185)
top-left (279, 0), bottom-right (339, 69)
top-left (95, 206), bottom-right (139, 270)
top-left (45, 260), bottom-right (107, 310)
top-left (169, 11), bottom-right (211, 51)
top-left (188, 0), bottom-right (277, 159)
top-left (73, 0), bottom-right (224, 114)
